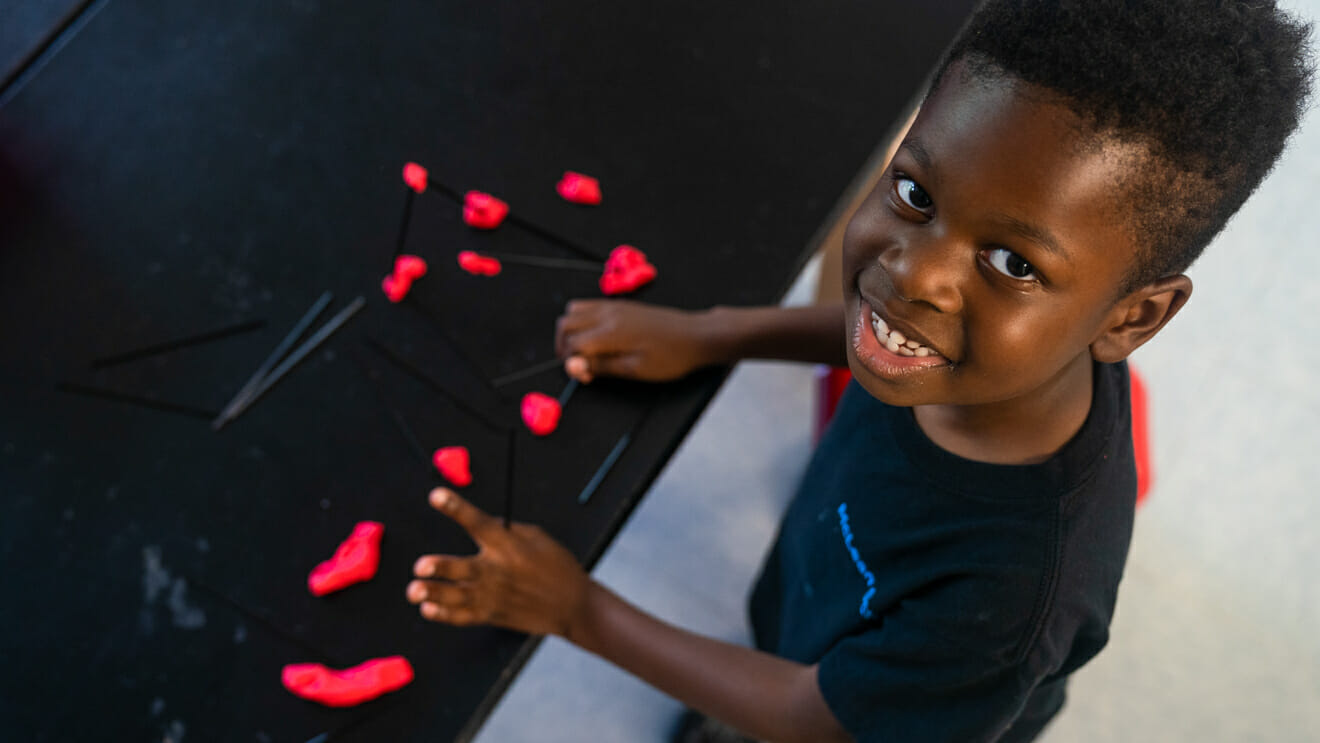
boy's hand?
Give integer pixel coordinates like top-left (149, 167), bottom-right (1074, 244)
top-left (406, 488), bottom-right (591, 638)
top-left (555, 300), bottom-right (722, 383)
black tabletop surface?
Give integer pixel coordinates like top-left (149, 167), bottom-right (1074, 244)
top-left (0, 1), bottom-right (975, 740)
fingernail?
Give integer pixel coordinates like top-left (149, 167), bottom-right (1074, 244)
top-left (413, 557), bottom-right (431, 576)
top-left (407, 581), bottom-right (424, 602)
top-left (430, 488), bottom-right (449, 507)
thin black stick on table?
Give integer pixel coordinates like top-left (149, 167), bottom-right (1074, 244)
top-left (88, 318), bottom-right (266, 370)
top-left (214, 296), bottom-right (364, 430)
top-left (348, 350), bottom-right (431, 469)
top-left (479, 252), bottom-right (601, 272)
top-left (491, 357), bottom-right (564, 388)
top-left (213, 292), bottom-right (334, 429)
top-left (404, 301), bottom-right (501, 396)
top-left (394, 188), bottom-right (415, 258)
top-left (503, 427), bottom-right (516, 528)
top-left (417, 180), bottom-right (607, 263)
top-left (364, 337), bottom-right (505, 434)
top-left (557, 377), bottom-right (579, 407)
top-left (56, 382), bottom-right (219, 420)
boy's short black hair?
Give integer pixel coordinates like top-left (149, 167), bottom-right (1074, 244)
top-left (936, 0), bottom-right (1313, 291)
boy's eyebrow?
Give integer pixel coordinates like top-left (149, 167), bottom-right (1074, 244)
top-left (991, 213), bottom-right (1069, 259)
top-left (900, 139), bottom-right (934, 171)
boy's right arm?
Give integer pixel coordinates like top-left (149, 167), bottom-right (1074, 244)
top-left (555, 300), bottom-right (849, 383)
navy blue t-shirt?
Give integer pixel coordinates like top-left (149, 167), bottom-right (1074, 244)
top-left (750, 362), bottom-right (1136, 742)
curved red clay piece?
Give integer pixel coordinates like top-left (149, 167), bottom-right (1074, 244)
top-left (599, 245), bottom-right (657, 295)
top-left (403, 163), bottom-right (428, 193)
top-left (308, 521), bottom-right (384, 596)
top-left (381, 274), bottom-right (412, 303)
top-left (457, 251), bottom-right (502, 276)
top-left (556, 171), bottom-right (602, 205)
top-left (520, 392), bottom-right (562, 436)
top-left (394, 254), bottom-right (428, 281)
top-left (432, 446), bottom-right (472, 487)
top-left (282, 655), bottom-right (414, 707)
top-left (462, 191), bottom-right (509, 229)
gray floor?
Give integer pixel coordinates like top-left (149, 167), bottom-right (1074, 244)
top-left (475, 3), bottom-right (1320, 738)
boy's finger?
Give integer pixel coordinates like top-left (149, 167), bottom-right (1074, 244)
top-left (420, 602), bottom-right (480, 626)
top-left (413, 554), bottom-right (479, 581)
top-left (584, 353), bottom-right (641, 380)
top-left (428, 488), bottom-right (496, 539)
top-left (564, 355), bottom-right (593, 384)
top-left (406, 579), bottom-right (472, 607)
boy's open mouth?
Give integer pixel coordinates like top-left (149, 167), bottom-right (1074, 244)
top-left (870, 311), bottom-right (937, 357)
top-left (852, 300), bottom-right (951, 379)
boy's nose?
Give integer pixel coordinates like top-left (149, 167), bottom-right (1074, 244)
top-left (878, 233), bottom-right (967, 315)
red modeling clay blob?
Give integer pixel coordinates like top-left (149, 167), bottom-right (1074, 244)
top-left (381, 274), bottom-right (412, 303)
top-left (520, 392), bottom-right (562, 436)
top-left (432, 446), bottom-right (472, 487)
top-left (402, 163), bottom-right (428, 193)
top-left (307, 521), bottom-right (384, 596)
top-left (555, 171), bottom-right (602, 205)
top-left (599, 245), bottom-right (657, 295)
top-left (282, 655), bottom-right (414, 707)
top-left (394, 254), bottom-right (428, 281)
top-left (462, 191), bottom-right (509, 229)
top-left (456, 251), bottom-right (502, 276)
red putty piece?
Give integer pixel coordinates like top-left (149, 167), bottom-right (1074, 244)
top-left (462, 191), bottom-right (509, 230)
top-left (281, 655), bottom-right (414, 707)
top-left (402, 163), bottom-right (428, 193)
top-left (381, 274), bottom-right (411, 303)
top-left (394, 254), bottom-right (428, 281)
top-left (520, 392), bottom-right (562, 436)
top-left (457, 251), bottom-right (502, 277)
top-left (432, 446), bottom-right (472, 487)
top-left (599, 245), bottom-right (657, 295)
top-left (307, 521), bottom-right (384, 596)
top-left (556, 171), bottom-right (602, 205)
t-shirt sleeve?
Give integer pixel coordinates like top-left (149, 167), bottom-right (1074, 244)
top-left (817, 587), bottom-right (1037, 743)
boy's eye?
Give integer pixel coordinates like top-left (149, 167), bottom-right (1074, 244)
top-left (894, 177), bottom-right (933, 212)
top-left (982, 247), bottom-right (1037, 281)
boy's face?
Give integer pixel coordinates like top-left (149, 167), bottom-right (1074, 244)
top-left (842, 62), bottom-right (1145, 410)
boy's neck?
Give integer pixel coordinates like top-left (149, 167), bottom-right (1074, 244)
top-left (912, 354), bottom-right (1096, 466)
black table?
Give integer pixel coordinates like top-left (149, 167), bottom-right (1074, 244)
top-left (0, 1), bottom-right (975, 740)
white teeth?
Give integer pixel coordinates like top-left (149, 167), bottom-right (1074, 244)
top-left (870, 308), bottom-right (937, 358)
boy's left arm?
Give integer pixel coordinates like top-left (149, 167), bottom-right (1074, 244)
top-left (406, 488), bottom-right (851, 743)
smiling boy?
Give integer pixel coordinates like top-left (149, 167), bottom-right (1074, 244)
top-left (406, 2), bottom-right (1313, 741)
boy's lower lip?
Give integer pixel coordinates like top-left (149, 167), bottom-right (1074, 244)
top-left (852, 300), bottom-right (949, 379)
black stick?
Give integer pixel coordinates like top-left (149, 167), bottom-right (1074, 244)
top-left (404, 302), bottom-right (500, 396)
top-left (394, 188), bottom-right (415, 258)
top-left (578, 432), bottom-right (631, 504)
top-left (363, 337), bottom-right (505, 434)
top-left (215, 297), bottom-right (364, 430)
top-left (213, 292), bottom-right (333, 429)
top-left (89, 319), bottom-right (266, 370)
top-left (348, 351), bottom-right (431, 468)
top-left (56, 382), bottom-right (218, 420)
top-left (557, 377), bottom-right (580, 407)
top-left (503, 427), bottom-right (516, 528)
top-left (417, 184), bottom-right (607, 263)
top-left (491, 357), bottom-right (564, 388)
top-left (480, 251), bottom-right (601, 272)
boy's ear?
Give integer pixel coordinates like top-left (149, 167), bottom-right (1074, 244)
top-left (1090, 274), bottom-right (1193, 363)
